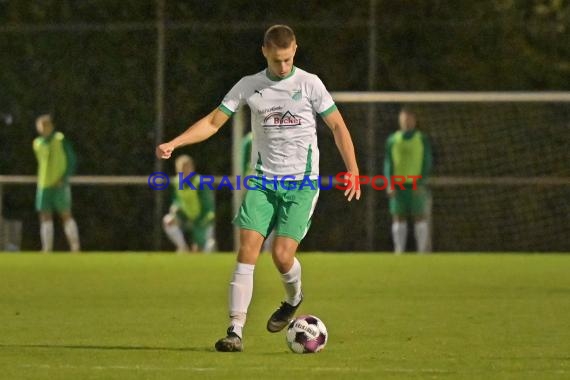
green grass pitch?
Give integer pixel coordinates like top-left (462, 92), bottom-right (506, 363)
top-left (0, 253), bottom-right (569, 379)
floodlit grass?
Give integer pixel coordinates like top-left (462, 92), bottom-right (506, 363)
top-left (0, 253), bottom-right (569, 379)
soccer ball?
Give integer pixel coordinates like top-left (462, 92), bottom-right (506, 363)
top-left (286, 315), bottom-right (328, 354)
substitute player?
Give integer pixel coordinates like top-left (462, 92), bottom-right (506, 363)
top-left (33, 114), bottom-right (80, 252)
top-left (156, 25), bottom-right (360, 352)
top-left (163, 155), bottom-right (216, 253)
top-left (384, 107), bottom-right (432, 254)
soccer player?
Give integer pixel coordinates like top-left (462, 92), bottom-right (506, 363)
top-left (33, 114), bottom-right (80, 252)
top-left (384, 108), bottom-right (433, 254)
top-left (156, 25), bottom-right (360, 352)
top-left (163, 155), bottom-right (216, 253)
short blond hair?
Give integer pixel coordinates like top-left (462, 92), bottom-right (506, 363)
top-left (263, 25), bottom-right (296, 48)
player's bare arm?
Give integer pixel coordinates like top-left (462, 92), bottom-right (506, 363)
top-left (156, 108), bottom-right (230, 159)
top-left (322, 109), bottom-right (361, 201)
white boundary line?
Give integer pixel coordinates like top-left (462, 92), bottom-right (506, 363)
top-left (17, 363), bottom-right (376, 372)
top-left (15, 363), bottom-right (567, 374)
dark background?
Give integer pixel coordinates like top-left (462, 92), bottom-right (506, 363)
top-left (1, 0), bottom-right (568, 251)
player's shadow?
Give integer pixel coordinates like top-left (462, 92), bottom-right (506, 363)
top-left (0, 343), bottom-right (215, 353)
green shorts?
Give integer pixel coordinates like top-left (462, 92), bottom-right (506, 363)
top-left (389, 185), bottom-right (429, 217)
top-left (234, 177), bottom-right (320, 242)
top-left (177, 211), bottom-right (214, 250)
top-left (35, 185), bottom-right (72, 213)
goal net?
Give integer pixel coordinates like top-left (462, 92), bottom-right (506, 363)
top-left (233, 92), bottom-right (570, 252)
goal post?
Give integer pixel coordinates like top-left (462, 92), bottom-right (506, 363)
top-left (331, 92), bottom-right (570, 103)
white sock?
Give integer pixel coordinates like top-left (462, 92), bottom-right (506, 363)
top-left (64, 218), bottom-right (81, 252)
top-left (163, 223), bottom-right (189, 251)
top-left (392, 221), bottom-right (407, 254)
top-left (40, 220), bottom-right (54, 252)
top-left (414, 220), bottom-right (429, 253)
top-left (281, 257), bottom-right (302, 306)
top-left (228, 262), bottom-right (255, 338)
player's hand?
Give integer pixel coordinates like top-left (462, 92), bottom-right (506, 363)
top-left (156, 143), bottom-right (174, 159)
top-left (344, 171), bottom-right (361, 202)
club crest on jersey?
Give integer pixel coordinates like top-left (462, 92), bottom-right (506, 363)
top-left (264, 110), bottom-right (302, 127)
top-left (291, 89), bottom-right (302, 101)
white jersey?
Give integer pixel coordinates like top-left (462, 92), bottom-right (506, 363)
top-left (220, 67), bottom-right (337, 180)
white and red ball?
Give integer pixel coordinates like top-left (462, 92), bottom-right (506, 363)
top-left (286, 315), bottom-right (328, 353)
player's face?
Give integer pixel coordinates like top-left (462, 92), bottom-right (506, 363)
top-left (262, 43), bottom-right (297, 79)
top-left (399, 112), bottom-right (416, 131)
top-left (181, 162), bottom-right (195, 176)
top-left (36, 120), bottom-right (54, 137)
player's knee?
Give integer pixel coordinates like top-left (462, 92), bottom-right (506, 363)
top-left (238, 243), bottom-right (260, 264)
top-left (39, 213), bottom-right (53, 222)
top-left (60, 212), bottom-right (72, 222)
top-left (237, 230), bottom-right (264, 263)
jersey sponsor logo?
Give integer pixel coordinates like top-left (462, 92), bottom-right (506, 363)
top-left (263, 110), bottom-right (302, 127)
top-left (257, 105), bottom-right (283, 114)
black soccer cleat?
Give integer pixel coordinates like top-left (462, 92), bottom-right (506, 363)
top-left (266, 295), bottom-right (303, 333)
top-left (214, 327), bottom-right (243, 352)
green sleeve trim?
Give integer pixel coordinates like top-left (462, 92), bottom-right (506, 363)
top-left (218, 104), bottom-right (234, 117)
top-left (318, 104), bottom-right (338, 118)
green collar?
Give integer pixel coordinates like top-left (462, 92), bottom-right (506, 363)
top-left (401, 129), bottom-right (417, 140)
top-left (266, 66), bottom-right (296, 81)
